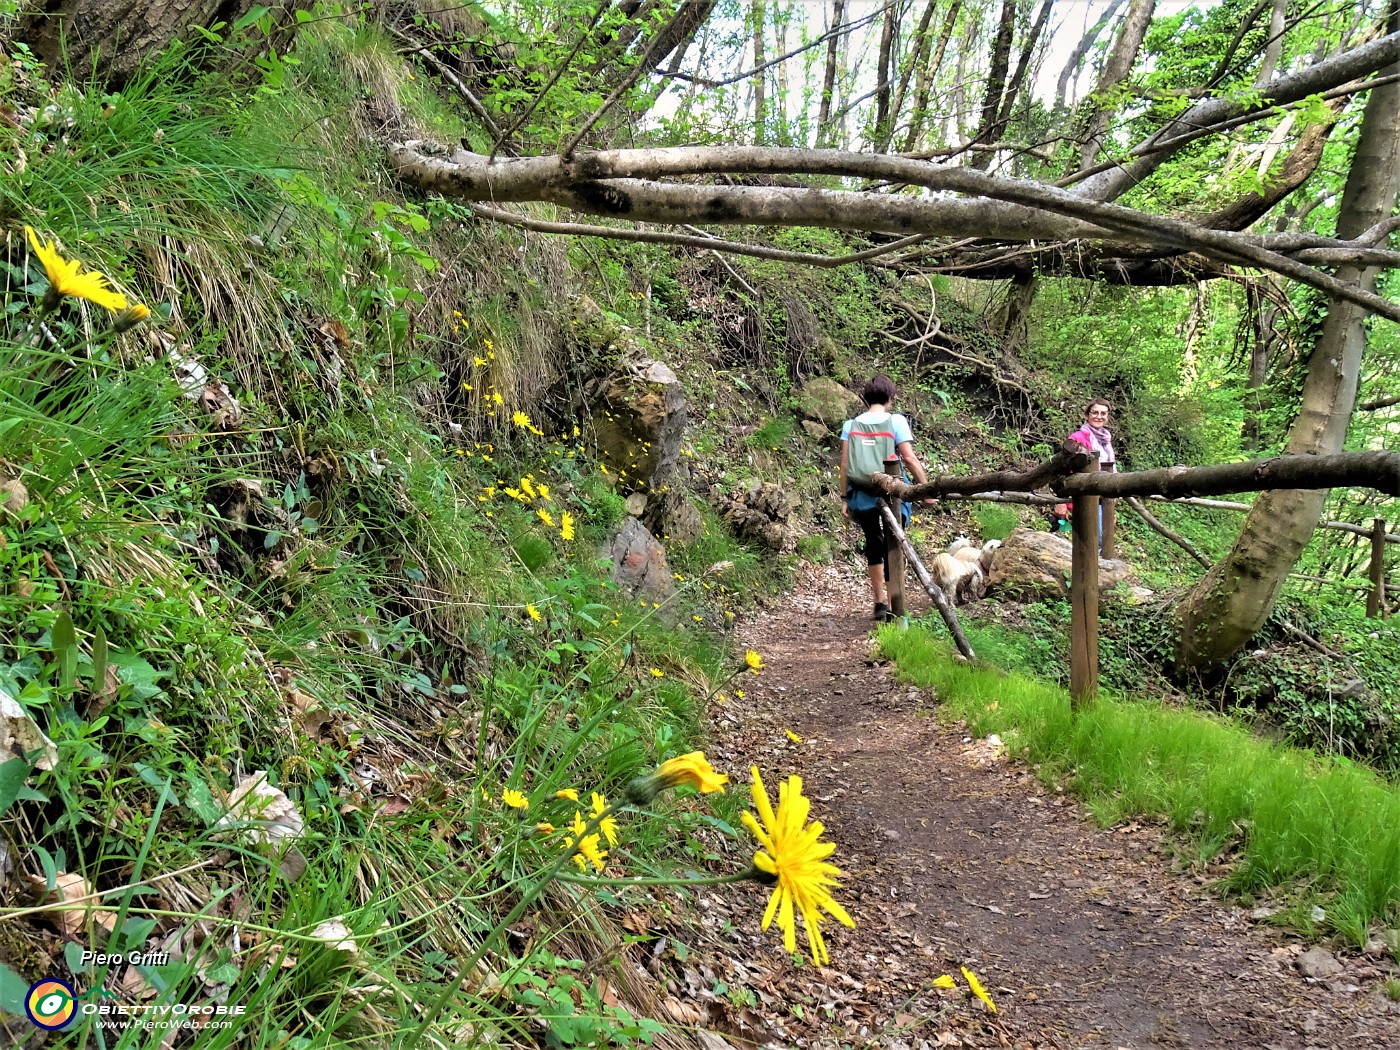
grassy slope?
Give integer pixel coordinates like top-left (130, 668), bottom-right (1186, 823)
top-left (0, 19), bottom-right (799, 1048)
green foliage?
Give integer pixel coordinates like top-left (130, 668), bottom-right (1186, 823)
top-left (972, 504), bottom-right (1019, 541)
top-left (883, 624), bottom-right (1400, 936)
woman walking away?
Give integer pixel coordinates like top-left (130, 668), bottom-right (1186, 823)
top-left (839, 375), bottom-right (934, 622)
top-left (1065, 398), bottom-right (1116, 549)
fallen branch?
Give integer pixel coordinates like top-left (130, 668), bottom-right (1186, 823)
top-left (1146, 495), bottom-right (1400, 543)
top-left (879, 504), bottom-right (976, 661)
top-left (1122, 496), bottom-right (1212, 569)
top-left (1057, 451), bottom-right (1400, 500)
top-left (861, 442), bottom-right (1091, 500)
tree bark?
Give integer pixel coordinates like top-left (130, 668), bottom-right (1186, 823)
top-left (1175, 12), bottom-right (1400, 670)
top-left (1055, 0), bottom-right (1126, 111)
top-left (874, 2), bottom-right (897, 148)
top-left (14, 0), bottom-right (306, 84)
top-left (885, 0), bottom-right (939, 153)
top-left (751, 0), bottom-right (767, 144)
top-left (816, 0), bottom-right (846, 147)
top-left (902, 0), bottom-right (962, 152)
top-left (1076, 0), bottom-right (1157, 170)
top-left (970, 0), bottom-right (1017, 167)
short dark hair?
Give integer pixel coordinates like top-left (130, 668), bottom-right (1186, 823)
top-left (862, 374), bottom-right (897, 406)
top-left (1084, 398), bottom-right (1111, 415)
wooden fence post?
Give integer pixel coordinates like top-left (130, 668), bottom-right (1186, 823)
top-left (1069, 459), bottom-right (1100, 709)
top-left (884, 457), bottom-right (906, 619)
top-left (1368, 517), bottom-right (1386, 618)
top-left (1101, 498), bottom-right (1118, 559)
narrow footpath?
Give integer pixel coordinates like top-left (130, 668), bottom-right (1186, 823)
top-left (697, 562), bottom-right (1400, 1050)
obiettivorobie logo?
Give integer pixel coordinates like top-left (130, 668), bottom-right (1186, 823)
top-left (25, 978), bottom-right (77, 1030)
top-left (23, 979), bottom-right (243, 1032)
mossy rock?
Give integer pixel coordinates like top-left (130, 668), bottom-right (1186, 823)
top-left (794, 377), bottom-right (862, 429)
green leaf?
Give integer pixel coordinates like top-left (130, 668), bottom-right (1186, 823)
top-left (90, 623), bottom-right (108, 692)
top-left (0, 757), bottom-right (31, 818)
top-left (0, 961), bottom-right (28, 1017)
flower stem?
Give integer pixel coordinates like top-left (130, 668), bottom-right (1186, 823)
top-left (553, 868), bottom-right (758, 889)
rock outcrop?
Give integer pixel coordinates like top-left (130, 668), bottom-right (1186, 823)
top-left (606, 517), bottom-right (675, 604)
top-left (794, 377), bottom-right (862, 431)
top-left (986, 527), bottom-right (1131, 600)
top-left (714, 480), bottom-right (799, 554)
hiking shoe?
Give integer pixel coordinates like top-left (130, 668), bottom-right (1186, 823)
top-left (873, 602), bottom-right (890, 622)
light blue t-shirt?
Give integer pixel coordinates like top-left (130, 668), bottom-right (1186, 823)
top-left (841, 410), bottom-right (913, 512)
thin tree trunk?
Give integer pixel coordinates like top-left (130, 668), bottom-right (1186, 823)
top-left (993, 0), bottom-right (1056, 137)
top-left (903, 0), bottom-right (963, 152)
top-left (752, 0), bottom-right (767, 144)
top-left (875, 2), bottom-right (898, 148)
top-left (1256, 0), bottom-right (1289, 84)
top-left (1078, 0), bottom-right (1157, 169)
top-left (816, 0), bottom-right (847, 147)
top-left (970, 0), bottom-right (1017, 165)
top-left (1055, 0), bottom-right (1127, 111)
top-left (886, 0), bottom-right (940, 152)
top-left (1176, 6), bottom-right (1400, 672)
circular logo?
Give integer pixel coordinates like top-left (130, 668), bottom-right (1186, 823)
top-left (26, 979), bottom-right (77, 1030)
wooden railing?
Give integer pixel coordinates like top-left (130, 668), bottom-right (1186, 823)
top-left (865, 445), bottom-right (1400, 707)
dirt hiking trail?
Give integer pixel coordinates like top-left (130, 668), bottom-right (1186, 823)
top-left (699, 563), bottom-right (1400, 1050)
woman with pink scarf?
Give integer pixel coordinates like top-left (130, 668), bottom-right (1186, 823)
top-left (1054, 399), bottom-right (1116, 548)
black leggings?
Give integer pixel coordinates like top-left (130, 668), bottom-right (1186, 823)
top-left (850, 506), bottom-right (890, 572)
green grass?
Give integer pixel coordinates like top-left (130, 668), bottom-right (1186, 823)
top-left (973, 503), bottom-right (1020, 541)
top-left (881, 623), bottom-right (1400, 944)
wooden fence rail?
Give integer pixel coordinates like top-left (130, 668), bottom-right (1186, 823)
top-left (863, 445), bottom-right (1400, 705)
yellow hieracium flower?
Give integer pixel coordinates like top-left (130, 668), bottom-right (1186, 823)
top-left (590, 792), bottom-right (619, 847)
top-left (537, 508), bottom-right (556, 528)
top-left (25, 226), bottom-right (129, 312)
top-left (501, 789), bottom-right (529, 811)
top-left (565, 811), bottom-right (607, 872)
top-left (559, 512), bottom-right (575, 541)
top-left (657, 752), bottom-right (729, 794)
top-left (961, 967), bottom-right (996, 1013)
top-left (555, 788), bottom-right (579, 802)
top-left (745, 649), bottom-right (765, 673)
top-left (526, 603), bottom-right (542, 622)
top-left (741, 766), bottom-right (853, 964)
top-left (626, 751), bottom-right (729, 804)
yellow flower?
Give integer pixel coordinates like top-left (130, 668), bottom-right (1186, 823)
top-left (526, 603), bottom-right (542, 622)
top-left (491, 392), bottom-right (503, 406)
top-left (656, 752), bottom-right (728, 794)
top-left (536, 483), bottom-right (550, 500)
top-left (25, 226), bottom-right (129, 312)
top-left (560, 512), bottom-right (576, 541)
top-left (535, 822), bottom-right (555, 834)
top-left (565, 811), bottom-right (607, 872)
top-left (112, 303), bottom-right (151, 332)
top-left (745, 649), bottom-right (765, 673)
top-left (784, 728), bottom-right (803, 743)
top-left (591, 792), bottom-right (619, 846)
top-left (649, 668), bottom-right (664, 678)
top-left (501, 789), bottom-right (529, 811)
top-left (520, 477), bottom-right (537, 499)
top-left (735, 689), bottom-right (745, 699)
top-left (504, 487), bottom-right (527, 502)
top-left (932, 974), bottom-right (956, 989)
top-left (961, 967), bottom-right (996, 1013)
top-left (555, 788), bottom-right (579, 802)
top-left (474, 355), bottom-right (488, 366)
top-left (741, 766), bottom-right (854, 964)
top-left (512, 410), bottom-right (532, 429)
top-left (536, 508), bottom-right (556, 528)
top-left (571, 425), bottom-right (581, 437)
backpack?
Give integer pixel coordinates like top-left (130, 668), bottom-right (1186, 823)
top-left (845, 410), bottom-right (898, 496)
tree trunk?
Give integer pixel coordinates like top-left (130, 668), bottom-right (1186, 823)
top-left (1055, 0), bottom-right (1126, 111)
top-left (816, 0), bottom-right (846, 147)
top-left (1175, 17), bottom-right (1400, 671)
top-left (902, 0), bottom-right (962, 152)
top-left (14, 0), bottom-right (305, 83)
top-left (751, 0), bottom-right (767, 144)
top-left (970, 0), bottom-right (1017, 166)
top-left (885, 0), bottom-right (939, 153)
top-left (1078, 0), bottom-right (1157, 169)
top-left (874, 2), bottom-right (897, 148)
